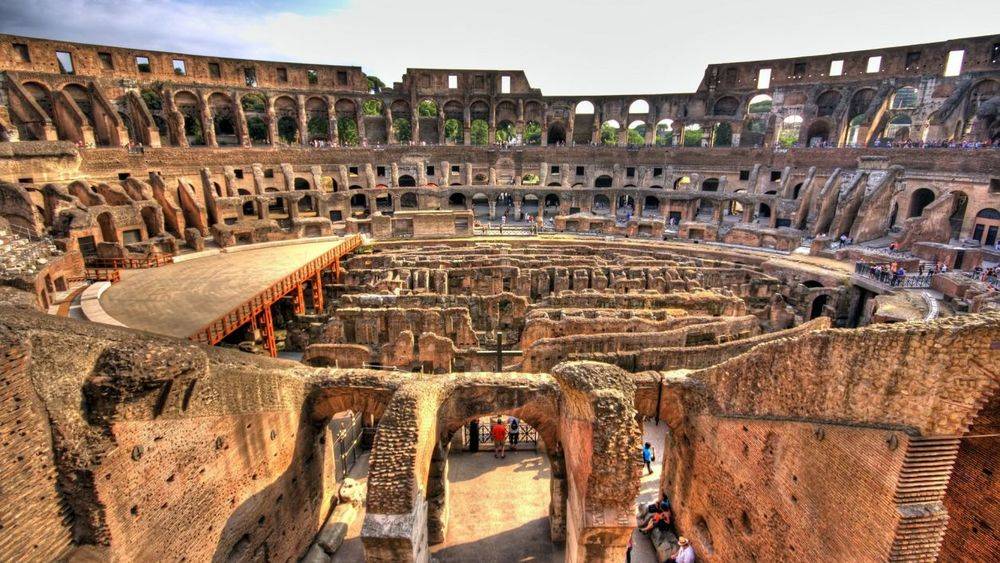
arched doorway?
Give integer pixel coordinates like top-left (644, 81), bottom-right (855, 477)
top-left (972, 208), bottom-right (1000, 246)
top-left (449, 193), bottom-right (467, 210)
top-left (909, 188), bottom-right (935, 218)
top-left (398, 175), bottom-right (416, 187)
top-left (547, 122), bottom-right (566, 145)
top-left (809, 294), bottom-right (829, 319)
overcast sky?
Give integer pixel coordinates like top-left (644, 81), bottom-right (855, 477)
top-left (1, 0), bottom-right (997, 95)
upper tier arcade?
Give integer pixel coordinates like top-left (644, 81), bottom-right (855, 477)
top-left (1, 33), bottom-right (998, 149)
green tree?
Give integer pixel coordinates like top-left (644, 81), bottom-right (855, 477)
top-left (655, 123), bottom-right (673, 146)
top-left (417, 100), bottom-right (438, 117)
top-left (141, 89), bottom-right (163, 111)
top-left (714, 123), bottom-right (733, 147)
top-left (362, 99), bottom-right (383, 116)
top-left (308, 116), bottom-right (328, 138)
top-left (470, 119), bottom-right (488, 145)
top-left (495, 122), bottom-right (516, 143)
top-left (444, 118), bottom-right (463, 143)
top-left (524, 121), bottom-right (542, 144)
top-left (601, 124), bottom-right (618, 145)
top-left (338, 117), bottom-right (359, 146)
top-left (277, 116), bottom-right (297, 143)
top-left (366, 75), bottom-right (385, 94)
top-left (627, 124), bottom-right (645, 145)
top-left (184, 114), bottom-right (203, 144)
top-left (683, 128), bottom-right (703, 147)
top-left (246, 117), bottom-right (268, 143)
top-left (393, 118), bottom-right (412, 142)
top-left (241, 92), bottom-right (266, 113)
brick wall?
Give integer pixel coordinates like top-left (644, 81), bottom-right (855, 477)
top-left (0, 342), bottom-right (74, 560)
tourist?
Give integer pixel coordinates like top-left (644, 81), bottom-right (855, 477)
top-left (669, 537), bottom-right (696, 563)
top-left (639, 504), bottom-right (671, 535)
top-left (508, 416), bottom-right (520, 448)
top-left (642, 442), bottom-right (655, 475)
top-left (491, 417), bottom-right (508, 458)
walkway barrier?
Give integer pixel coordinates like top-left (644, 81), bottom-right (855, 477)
top-left (86, 254), bottom-right (173, 269)
top-left (67, 268), bottom-right (122, 283)
top-left (187, 235), bottom-right (363, 352)
top-left (854, 262), bottom-right (932, 288)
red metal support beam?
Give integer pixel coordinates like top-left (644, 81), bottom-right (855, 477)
top-left (187, 235), bottom-right (363, 351)
top-left (312, 271), bottom-right (324, 312)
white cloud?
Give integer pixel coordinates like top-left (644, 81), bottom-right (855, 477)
top-left (1, 0), bottom-right (996, 94)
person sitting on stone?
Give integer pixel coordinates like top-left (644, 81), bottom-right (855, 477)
top-left (668, 536), bottom-right (695, 563)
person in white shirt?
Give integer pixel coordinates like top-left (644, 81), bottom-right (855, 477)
top-left (671, 536), bottom-right (695, 563)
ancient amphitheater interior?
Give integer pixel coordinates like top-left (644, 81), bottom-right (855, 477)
top-left (0, 27), bottom-right (998, 563)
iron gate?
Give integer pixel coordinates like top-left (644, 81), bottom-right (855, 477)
top-left (463, 417), bottom-right (539, 451)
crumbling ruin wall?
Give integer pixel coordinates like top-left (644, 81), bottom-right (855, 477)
top-left (658, 313), bottom-right (1000, 562)
top-left (0, 307), bottom-right (334, 562)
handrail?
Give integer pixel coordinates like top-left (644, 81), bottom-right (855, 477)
top-left (187, 235), bottom-right (363, 346)
top-left (85, 254), bottom-right (173, 269)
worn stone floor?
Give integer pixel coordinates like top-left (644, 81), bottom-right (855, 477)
top-left (334, 421), bottom-right (669, 562)
top-left (99, 240), bottom-right (340, 337)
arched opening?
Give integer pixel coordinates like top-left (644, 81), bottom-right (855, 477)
top-left (349, 194), bottom-right (369, 218)
top-left (174, 91), bottom-right (204, 146)
top-left (444, 118), bottom-right (463, 144)
top-left (470, 119), bottom-right (489, 146)
top-left (600, 120), bottom-right (621, 146)
top-left (890, 87), bottom-right (919, 110)
top-left (628, 99), bottom-right (649, 115)
top-left (809, 294), bottom-right (829, 319)
top-left (495, 120), bottom-right (516, 144)
top-left (298, 195), bottom-right (316, 214)
top-left (522, 194), bottom-right (539, 218)
top-left (375, 194), bottom-right (392, 214)
top-left (544, 194), bottom-right (560, 211)
top-left (758, 203), bottom-right (772, 219)
top-left (209, 93), bottom-right (237, 146)
top-left (747, 94), bottom-right (773, 115)
top-left (792, 183), bottom-right (804, 200)
top-left (949, 192), bottom-right (968, 240)
top-left (674, 176), bottom-right (691, 190)
top-left (728, 193), bottom-right (745, 216)
top-left (806, 120), bottom-right (832, 146)
top-left (713, 122), bottom-right (733, 147)
top-left (592, 194), bottom-right (611, 215)
top-left (140, 207), bottom-right (160, 237)
top-left (713, 96), bottom-right (739, 116)
top-left (546, 122), bottom-right (566, 145)
top-left (816, 90), bottom-right (840, 117)
top-left (277, 116), bottom-right (298, 144)
top-left (524, 121), bottom-right (542, 145)
top-left (97, 212), bottom-right (117, 243)
top-left (884, 115), bottom-right (912, 141)
top-left (655, 119), bottom-right (674, 146)
top-left (392, 118), bottom-right (412, 143)
top-left (701, 178), bottom-right (720, 192)
top-left (575, 101), bottom-right (595, 114)
top-left (448, 193), bottom-right (467, 210)
top-left (778, 115), bottom-right (803, 147)
top-left (471, 193), bottom-right (490, 219)
top-left (240, 194), bottom-right (255, 217)
top-left (522, 174), bottom-right (540, 186)
top-left (417, 99), bottom-right (438, 117)
top-left (362, 98), bottom-right (383, 117)
top-left (398, 175), bottom-right (417, 188)
top-left (306, 97), bottom-right (330, 141)
top-left (682, 123), bottom-right (702, 147)
top-left (909, 188), bottom-right (936, 218)
top-left (594, 175), bottom-right (613, 189)
top-left (972, 208), bottom-right (1000, 246)
top-left (400, 192), bottom-right (418, 209)
top-left (294, 178), bottom-right (311, 191)
top-left (643, 195), bottom-right (660, 214)
top-left (627, 120), bottom-right (647, 145)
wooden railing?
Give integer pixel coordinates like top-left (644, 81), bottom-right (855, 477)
top-left (67, 268), bottom-right (122, 283)
top-left (188, 235), bottom-right (363, 346)
top-left (85, 254), bottom-right (173, 269)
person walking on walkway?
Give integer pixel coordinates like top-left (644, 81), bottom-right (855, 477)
top-left (491, 417), bottom-right (508, 458)
top-left (642, 442), bottom-right (655, 475)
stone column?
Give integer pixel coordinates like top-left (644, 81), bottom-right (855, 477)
top-left (297, 94), bottom-right (308, 145)
top-left (438, 109), bottom-right (446, 145)
top-left (391, 163), bottom-right (400, 188)
top-left (233, 90), bottom-right (250, 147)
top-left (673, 122), bottom-right (685, 147)
top-left (200, 93), bottom-right (217, 148)
top-left (385, 105), bottom-right (395, 144)
top-left (410, 109), bottom-right (420, 145)
top-left (266, 99), bottom-right (278, 146)
top-left (566, 107), bottom-right (576, 145)
top-left (326, 95), bottom-right (339, 146)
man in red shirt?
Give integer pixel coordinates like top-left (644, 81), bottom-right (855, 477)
top-left (491, 417), bottom-right (508, 458)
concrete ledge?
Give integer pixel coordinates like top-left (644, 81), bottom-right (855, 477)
top-left (79, 282), bottom-right (126, 327)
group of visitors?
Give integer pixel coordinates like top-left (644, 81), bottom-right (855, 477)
top-left (489, 417), bottom-right (521, 458)
top-left (630, 491), bottom-right (696, 563)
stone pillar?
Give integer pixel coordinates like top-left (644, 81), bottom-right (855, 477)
top-left (385, 105), bottom-right (395, 144)
top-left (566, 107), bottom-right (576, 145)
top-left (200, 94), bottom-right (217, 148)
top-left (673, 122), bottom-right (685, 147)
top-left (463, 105), bottom-right (471, 145)
top-left (297, 94), bottom-right (308, 145)
top-left (266, 99), bottom-right (278, 146)
top-left (438, 109), bottom-right (446, 145)
top-left (233, 90), bottom-right (250, 147)
top-left (410, 109), bottom-right (420, 145)
top-left (417, 163), bottom-right (428, 187)
top-left (550, 362), bottom-right (641, 563)
top-left (391, 163), bottom-right (400, 188)
top-left (326, 95), bottom-right (339, 146)
top-left (440, 161), bottom-right (451, 185)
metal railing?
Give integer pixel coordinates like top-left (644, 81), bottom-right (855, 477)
top-left (331, 412), bottom-right (365, 482)
top-left (188, 235), bottom-right (363, 346)
top-left (854, 262), bottom-right (932, 288)
top-left (85, 254), bottom-right (173, 269)
top-left (463, 418), bottom-right (539, 451)
top-left (964, 271), bottom-right (1000, 290)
